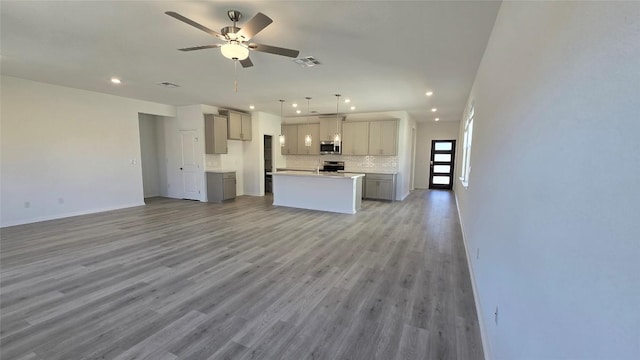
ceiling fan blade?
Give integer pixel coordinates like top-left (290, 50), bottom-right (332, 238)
top-left (240, 57), bottom-right (254, 68)
top-left (165, 11), bottom-right (224, 39)
top-left (248, 43), bottom-right (300, 58)
top-left (236, 12), bottom-right (273, 41)
top-left (178, 45), bottom-right (221, 52)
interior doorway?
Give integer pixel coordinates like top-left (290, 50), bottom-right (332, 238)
top-left (410, 127), bottom-right (416, 190)
top-left (179, 129), bottom-right (200, 200)
top-left (429, 139), bottom-right (456, 190)
top-left (138, 114), bottom-right (161, 199)
top-left (264, 135), bottom-right (273, 193)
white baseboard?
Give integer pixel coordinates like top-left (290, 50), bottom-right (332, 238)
top-left (398, 190), bottom-right (410, 201)
top-left (454, 192), bottom-right (492, 360)
top-left (242, 192), bottom-right (262, 197)
top-left (1, 202), bottom-right (146, 228)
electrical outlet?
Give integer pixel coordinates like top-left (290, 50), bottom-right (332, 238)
top-left (494, 306), bottom-right (499, 325)
top-left (24, 201), bottom-right (30, 208)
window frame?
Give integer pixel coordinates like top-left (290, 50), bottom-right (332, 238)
top-left (459, 105), bottom-right (474, 188)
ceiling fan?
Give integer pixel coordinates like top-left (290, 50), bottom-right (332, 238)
top-left (165, 10), bottom-right (300, 68)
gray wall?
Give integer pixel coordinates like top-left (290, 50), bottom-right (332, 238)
top-left (456, 2), bottom-right (640, 359)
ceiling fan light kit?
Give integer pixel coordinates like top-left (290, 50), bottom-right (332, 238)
top-left (221, 43), bottom-right (249, 60)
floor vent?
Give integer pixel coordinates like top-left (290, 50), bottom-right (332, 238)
top-left (293, 56), bottom-right (321, 67)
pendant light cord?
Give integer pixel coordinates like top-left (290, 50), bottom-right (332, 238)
top-left (306, 97), bottom-right (311, 132)
top-left (336, 94), bottom-right (340, 133)
top-left (279, 99), bottom-right (286, 147)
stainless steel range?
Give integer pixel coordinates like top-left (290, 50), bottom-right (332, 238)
top-left (320, 160), bottom-right (345, 172)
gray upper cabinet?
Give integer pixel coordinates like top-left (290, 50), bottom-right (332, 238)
top-left (281, 124), bottom-right (298, 155)
top-left (320, 118), bottom-right (342, 141)
top-left (296, 123), bottom-right (320, 155)
top-left (227, 111), bottom-right (252, 141)
top-left (281, 123), bottom-right (320, 155)
top-left (342, 122), bottom-right (369, 155)
top-left (368, 120), bottom-right (398, 155)
top-left (204, 114), bottom-right (228, 154)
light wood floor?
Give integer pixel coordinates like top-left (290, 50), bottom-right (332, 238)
top-left (0, 190), bottom-right (483, 360)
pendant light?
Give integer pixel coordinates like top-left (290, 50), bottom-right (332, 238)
top-left (278, 100), bottom-right (286, 147)
top-left (304, 97), bottom-right (312, 147)
top-left (334, 94), bottom-right (342, 143)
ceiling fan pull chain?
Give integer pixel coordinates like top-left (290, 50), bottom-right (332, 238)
top-left (234, 60), bottom-right (238, 93)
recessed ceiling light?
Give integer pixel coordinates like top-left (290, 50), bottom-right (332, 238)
top-left (110, 77), bottom-right (121, 84)
top-left (344, 99), bottom-right (351, 103)
top-left (296, 110), bottom-right (301, 114)
top-left (431, 108), bottom-right (437, 112)
top-left (292, 103), bottom-right (298, 108)
top-left (435, 118), bottom-right (440, 121)
top-left (249, 105), bottom-right (255, 110)
top-left (350, 106), bottom-right (356, 110)
top-left (426, 91), bottom-right (433, 96)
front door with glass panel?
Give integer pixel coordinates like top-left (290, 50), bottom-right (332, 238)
top-left (429, 140), bottom-right (456, 190)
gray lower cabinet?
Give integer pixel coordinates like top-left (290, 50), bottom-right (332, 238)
top-left (207, 172), bottom-right (236, 202)
top-left (364, 173), bottom-right (396, 201)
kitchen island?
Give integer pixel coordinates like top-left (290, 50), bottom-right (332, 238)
top-left (270, 171), bottom-right (365, 214)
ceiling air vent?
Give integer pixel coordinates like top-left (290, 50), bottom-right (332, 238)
top-left (157, 82), bottom-right (180, 88)
top-left (293, 56), bottom-right (321, 67)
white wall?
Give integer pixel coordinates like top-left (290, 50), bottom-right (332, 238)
top-left (221, 140), bottom-right (245, 196)
top-left (396, 112), bottom-right (415, 200)
top-left (138, 113), bottom-right (161, 198)
top-left (414, 121), bottom-right (460, 189)
top-left (455, 2), bottom-right (640, 360)
top-left (0, 76), bottom-right (175, 227)
top-left (243, 111), bottom-right (285, 196)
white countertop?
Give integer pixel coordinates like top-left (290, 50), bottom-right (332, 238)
top-left (270, 170), bottom-right (364, 179)
top-left (341, 170), bottom-right (398, 175)
top-left (205, 169), bottom-right (236, 173)
top-left (275, 168), bottom-right (316, 172)
top-left (274, 168), bottom-right (397, 175)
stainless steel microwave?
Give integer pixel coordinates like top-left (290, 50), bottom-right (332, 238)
top-left (320, 141), bottom-right (341, 155)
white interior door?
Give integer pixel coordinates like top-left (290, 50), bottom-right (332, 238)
top-left (180, 130), bottom-right (200, 200)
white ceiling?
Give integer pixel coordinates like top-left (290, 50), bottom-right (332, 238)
top-left (0, 1), bottom-right (501, 122)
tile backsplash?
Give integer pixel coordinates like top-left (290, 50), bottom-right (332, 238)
top-left (205, 154), bottom-right (221, 170)
top-left (284, 155), bottom-right (398, 173)
top-left (206, 153), bottom-right (398, 173)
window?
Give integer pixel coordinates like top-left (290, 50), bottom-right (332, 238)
top-left (460, 105), bottom-right (474, 187)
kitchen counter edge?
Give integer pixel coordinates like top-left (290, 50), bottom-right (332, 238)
top-left (269, 171), bottom-right (365, 179)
